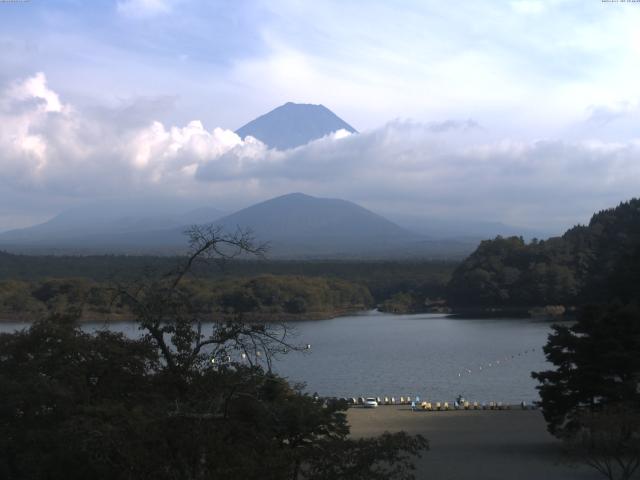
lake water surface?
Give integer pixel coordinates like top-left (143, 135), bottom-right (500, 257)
top-left (275, 311), bottom-right (552, 403)
top-left (1, 311), bottom-right (554, 404)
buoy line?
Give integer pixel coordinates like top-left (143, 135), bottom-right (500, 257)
top-left (455, 347), bottom-right (539, 378)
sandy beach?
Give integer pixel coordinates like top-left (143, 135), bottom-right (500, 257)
top-left (348, 406), bottom-right (603, 480)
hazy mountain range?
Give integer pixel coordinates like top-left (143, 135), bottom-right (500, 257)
top-left (0, 192), bottom-right (545, 259)
top-left (387, 213), bottom-right (552, 241)
top-left (0, 103), bottom-right (551, 258)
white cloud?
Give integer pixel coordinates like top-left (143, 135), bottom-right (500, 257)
top-left (1, 72), bottom-right (640, 232)
top-left (6, 72), bottom-right (63, 113)
top-left (117, 0), bottom-right (172, 18)
top-left (0, 73), bottom-right (64, 180)
top-left (586, 100), bottom-right (639, 125)
top-left (129, 120), bottom-right (243, 169)
top-left (510, 1), bottom-right (545, 15)
top-left (0, 73), bottom-right (275, 199)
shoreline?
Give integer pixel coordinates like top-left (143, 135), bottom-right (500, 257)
top-left (0, 303), bottom-right (579, 324)
top-left (372, 304), bottom-right (576, 321)
top-left (0, 306), bottom-right (371, 324)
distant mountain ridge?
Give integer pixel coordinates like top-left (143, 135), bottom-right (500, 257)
top-left (388, 213), bottom-right (553, 241)
top-left (0, 203), bottom-right (225, 249)
top-left (217, 193), bottom-right (408, 239)
top-left (213, 193), bottom-right (418, 257)
top-left (0, 193), bottom-right (481, 258)
top-left (235, 102), bottom-right (357, 150)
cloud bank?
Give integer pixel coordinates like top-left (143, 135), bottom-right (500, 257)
top-left (1, 72), bottom-right (639, 232)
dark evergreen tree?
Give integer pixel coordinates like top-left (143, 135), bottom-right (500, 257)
top-left (532, 303), bottom-right (640, 437)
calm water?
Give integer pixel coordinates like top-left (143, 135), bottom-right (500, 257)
top-left (0, 311), bottom-right (554, 403)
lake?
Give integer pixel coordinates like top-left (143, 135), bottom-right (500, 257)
top-left (0, 311), bottom-right (554, 404)
top-left (275, 311), bottom-right (552, 404)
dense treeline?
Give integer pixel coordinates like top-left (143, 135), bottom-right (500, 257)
top-left (0, 251), bottom-right (176, 281)
top-left (0, 254), bottom-right (454, 298)
top-left (447, 198), bottom-right (640, 308)
top-left (0, 275), bottom-right (374, 321)
top-left (0, 253), bottom-right (455, 316)
top-left (197, 275), bottom-right (373, 317)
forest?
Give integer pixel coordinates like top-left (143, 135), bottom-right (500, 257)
top-left (447, 198), bottom-right (640, 309)
top-left (0, 254), bottom-right (454, 320)
top-left (0, 275), bottom-right (376, 322)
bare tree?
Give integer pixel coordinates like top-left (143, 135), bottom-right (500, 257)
top-left (111, 225), bottom-right (302, 374)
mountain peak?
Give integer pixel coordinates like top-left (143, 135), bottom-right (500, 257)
top-left (213, 192), bottom-right (415, 257)
top-left (271, 192), bottom-right (314, 201)
top-left (282, 101), bottom-right (323, 109)
top-left (236, 102), bottom-right (357, 150)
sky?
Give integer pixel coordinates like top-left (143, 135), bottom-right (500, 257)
top-left (1, 0), bottom-right (640, 233)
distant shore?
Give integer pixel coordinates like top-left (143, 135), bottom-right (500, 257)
top-left (379, 303), bottom-right (576, 320)
top-left (451, 305), bottom-right (575, 320)
top-left (0, 306), bottom-right (370, 324)
top-left (347, 406), bottom-right (599, 480)
top-left (0, 304), bottom-right (575, 324)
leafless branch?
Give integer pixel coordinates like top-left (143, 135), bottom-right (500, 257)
top-left (106, 223), bottom-right (303, 374)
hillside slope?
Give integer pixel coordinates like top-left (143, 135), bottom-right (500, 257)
top-left (0, 203), bottom-right (225, 251)
top-left (447, 198), bottom-right (640, 307)
top-left (214, 193), bottom-right (422, 257)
